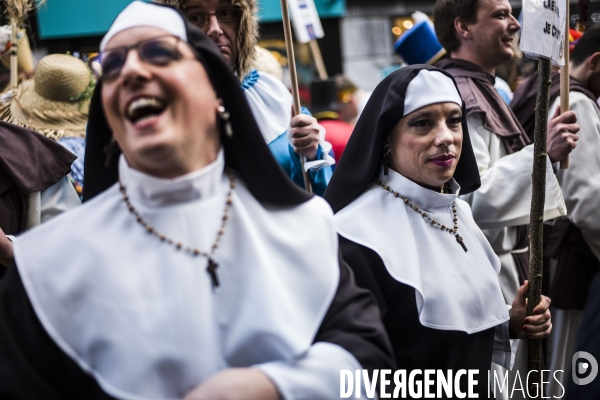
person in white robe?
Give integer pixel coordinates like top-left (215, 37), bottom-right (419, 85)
top-left (509, 25), bottom-right (600, 395)
top-left (0, 3), bottom-right (394, 399)
top-left (544, 26), bottom-right (600, 396)
top-left (433, 0), bottom-right (580, 396)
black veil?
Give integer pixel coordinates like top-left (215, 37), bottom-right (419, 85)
top-left (324, 64), bottom-right (480, 213)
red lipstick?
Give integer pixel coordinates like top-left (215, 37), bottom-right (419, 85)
top-left (429, 154), bottom-right (455, 167)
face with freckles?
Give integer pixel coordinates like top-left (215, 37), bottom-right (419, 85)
top-left (387, 102), bottom-right (463, 189)
top-left (101, 26), bottom-right (222, 178)
top-left (183, 0), bottom-right (239, 70)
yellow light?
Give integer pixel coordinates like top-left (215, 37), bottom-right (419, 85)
top-left (403, 20), bottom-right (414, 29)
top-left (392, 27), bottom-right (402, 35)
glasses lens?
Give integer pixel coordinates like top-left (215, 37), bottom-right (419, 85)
top-left (217, 7), bottom-right (240, 23)
top-left (100, 50), bottom-right (126, 81)
top-left (188, 13), bottom-right (209, 27)
top-left (140, 38), bottom-right (180, 66)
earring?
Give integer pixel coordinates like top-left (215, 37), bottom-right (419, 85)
top-left (382, 148), bottom-right (391, 175)
top-left (103, 138), bottom-right (119, 168)
top-left (218, 105), bottom-right (233, 138)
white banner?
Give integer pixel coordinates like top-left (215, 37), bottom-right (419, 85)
top-left (520, 0), bottom-right (567, 65)
top-left (288, 0), bottom-right (324, 43)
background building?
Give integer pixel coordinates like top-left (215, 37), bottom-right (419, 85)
top-left (1, 0), bottom-right (599, 92)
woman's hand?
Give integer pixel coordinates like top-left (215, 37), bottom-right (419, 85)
top-left (509, 280), bottom-right (552, 339)
top-left (0, 227), bottom-right (14, 268)
top-left (290, 114), bottom-right (320, 161)
top-left (183, 368), bottom-right (281, 400)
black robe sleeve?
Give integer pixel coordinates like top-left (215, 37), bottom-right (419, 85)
top-left (566, 273), bottom-right (600, 400)
top-left (313, 252), bottom-right (396, 373)
top-left (0, 265), bottom-right (116, 400)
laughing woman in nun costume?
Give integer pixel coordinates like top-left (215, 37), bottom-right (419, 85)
top-left (324, 65), bottom-right (552, 397)
top-left (0, 3), bottom-right (393, 399)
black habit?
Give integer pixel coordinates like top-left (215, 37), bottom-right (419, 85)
top-left (0, 4), bottom-right (394, 397)
top-left (325, 65), bottom-right (505, 399)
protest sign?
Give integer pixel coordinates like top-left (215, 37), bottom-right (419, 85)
top-left (520, 0), bottom-right (567, 65)
top-left (287, 0), bottom-right (324, 44)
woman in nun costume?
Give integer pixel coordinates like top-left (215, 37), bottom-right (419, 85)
top-left (324, 65), bottom-right (552, 398)
top-left (0, 2), bottom-right (393, 399)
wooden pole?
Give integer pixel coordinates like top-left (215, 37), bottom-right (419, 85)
top-left (528, 57), bottom-right (552, 398)
top-left (280, 0), bottom-right (312, 193)
top-left (10, 20), bottom-right (18, 90)
top-left (5, 0), bottom-right (45, 89)
top-left (309, 39), bottom-right (328, 80)
top-left (560, 0), bottom-right (570, 169)
top-left (16, 31), bottom-right (34, 74)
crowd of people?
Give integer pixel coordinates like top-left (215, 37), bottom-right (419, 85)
top-left (0, 0), bottom-right (598, 398)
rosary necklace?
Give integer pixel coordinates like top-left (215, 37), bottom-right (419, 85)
top-left (375, 179), bottom-right (468, 252)
top-left (118, 169), bottom-right (236, 287)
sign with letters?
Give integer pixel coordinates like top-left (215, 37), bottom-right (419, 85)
top-left (520, 0), bottom-right (567, 65)
top-left (287, 0), bottom-right (325, 43)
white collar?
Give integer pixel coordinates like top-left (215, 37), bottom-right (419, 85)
top-left (14, 156), bottom-right (341, 398)
top-left (118, 149), bottom-right (225, 208)
top-left (334, 169), bottom-right (508, 333)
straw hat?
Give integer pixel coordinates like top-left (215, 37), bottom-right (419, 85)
top-left (0, 54), bottom-right (95, 140)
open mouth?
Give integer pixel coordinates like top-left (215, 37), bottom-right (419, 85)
top-left (502, 37), bottom-right (514, 46)
top-left (126, 97), bottom-right (167, 125)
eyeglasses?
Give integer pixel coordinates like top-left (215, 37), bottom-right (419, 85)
top-left (100, 36), bottom-right (183, 83)
top-left (186, 7), bottom-right (241, 28)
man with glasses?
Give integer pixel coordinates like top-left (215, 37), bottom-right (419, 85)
top-left (156, 0), bottom-right (335, 195)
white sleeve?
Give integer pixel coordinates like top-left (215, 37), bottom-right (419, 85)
top-left (301, 124), bottom-right (336, 171)
top-left (244, 70), bottom-right (293, 145)
top-left (464, 114), bottom-right (566, 230)
top-left (255, 342), bottom-right (370, 400)
top-left (34, 176), bottom-right (81, 226)
top-left (244, 71), bottom-right (335, 171)
top-left (550, 94), bottom-right (600, 261)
